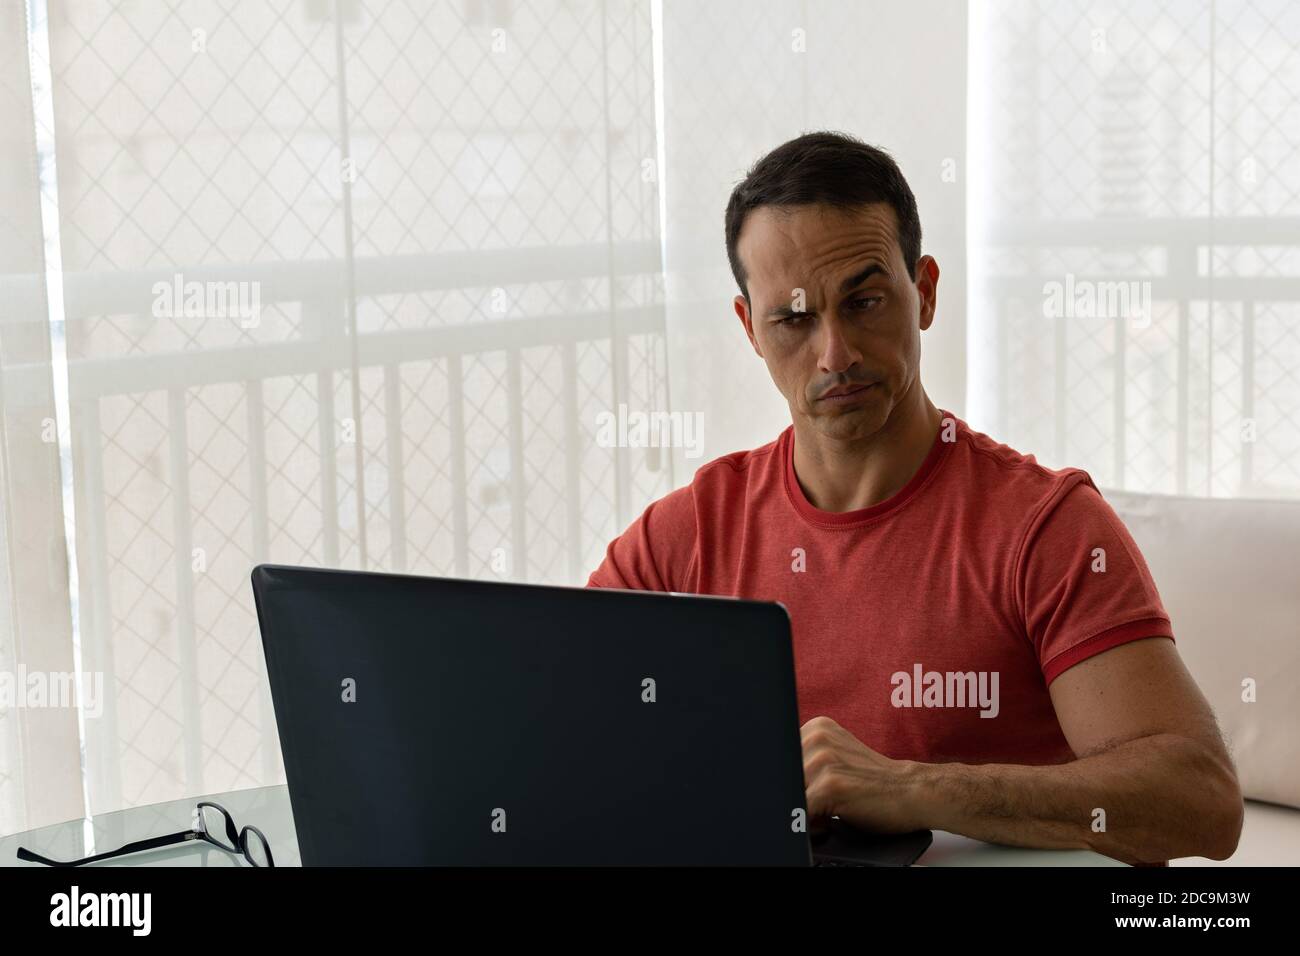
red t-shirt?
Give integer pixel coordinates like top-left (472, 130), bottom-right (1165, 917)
top-left (586, 412), bottom-right (1173, 766)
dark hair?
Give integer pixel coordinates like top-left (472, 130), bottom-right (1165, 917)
top-left (724, 131), bottom-right (922, 300)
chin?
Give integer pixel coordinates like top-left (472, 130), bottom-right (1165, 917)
top-left (812, 405), bottom-right (887, 441)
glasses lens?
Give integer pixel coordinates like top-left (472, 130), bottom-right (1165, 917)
top-left (243, 828), bottom-right (272, 867)
top-left (198, 804), bottom-right (238, 852)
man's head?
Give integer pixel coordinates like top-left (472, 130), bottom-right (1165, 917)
top-left (726, 131), bottom-right (939, 443)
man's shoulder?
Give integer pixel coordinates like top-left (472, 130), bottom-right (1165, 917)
top-left (681, 431), bottom-right (784, 494)
top-left (694, 431), bottom-right (785, 481)
top-left (641, 432), bottom-right (785, 522)
top-left (951, 415), bottom-right (1096, 509)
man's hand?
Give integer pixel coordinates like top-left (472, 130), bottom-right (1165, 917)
top-left (800, 715), bottom-right (924, 834)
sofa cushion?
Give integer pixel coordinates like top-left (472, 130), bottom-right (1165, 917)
top-left (1104, 490), bottom-right (1300, 810)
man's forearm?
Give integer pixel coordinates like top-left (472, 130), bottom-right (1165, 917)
top-left (904, 733), bottom-right (1243, 865)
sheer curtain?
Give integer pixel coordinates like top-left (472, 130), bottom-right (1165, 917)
top-left (36, 0), bottom-right (667, 823)
top-left (0, 0), bottom-right (83, 835)
top-left (6, 0), bottom-right (970, 833)
top-left (968, 0), bottom-right (1300, 499)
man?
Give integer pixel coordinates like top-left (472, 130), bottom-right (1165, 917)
top-left (586, 131), bottom-right (1243, 866)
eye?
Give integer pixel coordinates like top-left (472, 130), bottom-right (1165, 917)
top-left (849, 296), bottom-right (883, 311)
top-left (778, 313), bottom-right (809, 326)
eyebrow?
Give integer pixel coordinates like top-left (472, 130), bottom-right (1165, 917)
top-left (839, 263), bottom-right (886, 293)
top-left (763, 263), bottom-right (887, 318)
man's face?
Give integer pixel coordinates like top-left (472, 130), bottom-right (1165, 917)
top-left (734, 202), bottom-right (938, 443)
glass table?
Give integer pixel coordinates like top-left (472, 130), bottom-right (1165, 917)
top-left (0, 785), bottom-right (1123, 867)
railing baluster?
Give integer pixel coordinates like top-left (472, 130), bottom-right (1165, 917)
top-left (1241, 299), bottom-right (1255, 494)
top-left (72, 398), bottom-right (121, 812)
top-left (384, 363), bottom-right (406, 572)
top-left (1176, 301), bottom-right (1190, 495)
top-left (245, 378), bottom-right (278, 781)
top-left (448, 354), bottom-right (469, 577)
top-left (317, 368), bottom-right (338, 566)
top-left (1054, 313), bottom-right (1067, 466)
top-left (167, 386), bottom-right (202, 794)
top-left (246, 380), bottom-right (269, 562)
top-left (563, 342), bottom-right (582, 583)
top-left (507, 348), bottom-right (527, 581)
top-left (1113, 316), bottom-right (1127, 488)
top-left (612, 331), bottom-right (629, 529)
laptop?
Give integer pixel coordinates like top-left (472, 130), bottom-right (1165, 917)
top-left (251, 564), bottom-right (932, 866)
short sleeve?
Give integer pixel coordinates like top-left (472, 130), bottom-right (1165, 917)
top-left (585, 483), bottom-right (698, 592)
top-left (1017, 476), bottom-right (1174, 685)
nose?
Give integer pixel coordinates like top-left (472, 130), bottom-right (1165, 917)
top-left (816, 317), bottom-right (863, 375)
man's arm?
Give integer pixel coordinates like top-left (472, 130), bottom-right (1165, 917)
top-left (909, 636), bottom-right (1243, 864)
top-left (802, 637), bottom-right (1244, 864)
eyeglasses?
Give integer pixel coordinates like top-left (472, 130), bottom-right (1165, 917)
top-left (16, 801), bottom-right (274, 867)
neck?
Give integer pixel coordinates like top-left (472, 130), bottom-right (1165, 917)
top-left (791, 384), bottom-right (942, 513)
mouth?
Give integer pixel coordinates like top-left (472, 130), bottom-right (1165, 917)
top-left (817, 382), bottom-right (876, 405)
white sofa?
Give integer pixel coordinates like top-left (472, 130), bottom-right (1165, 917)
top-left (1106, 490), bottom-right (1300, 866)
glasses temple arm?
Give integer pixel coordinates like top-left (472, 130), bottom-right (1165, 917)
top-left (17, 830), bottom-right (197, 867)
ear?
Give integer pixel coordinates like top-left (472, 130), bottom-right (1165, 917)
top-left (735, 294), bottom-right (763, 357)
top-left (914, 255), bottom-right (940, 331)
